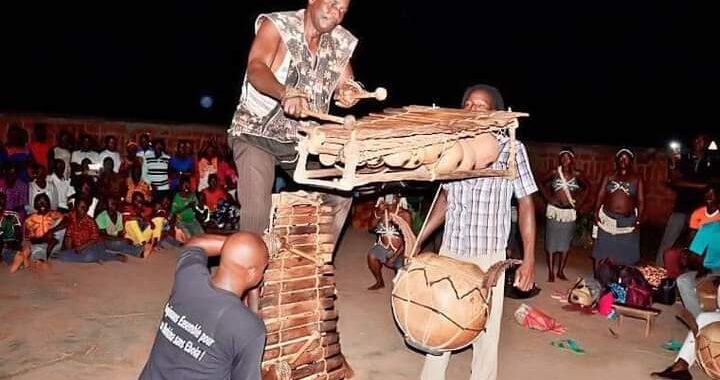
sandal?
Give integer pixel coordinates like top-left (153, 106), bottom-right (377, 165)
top-left (550, 340), bottom-right (567, 352)
top-left (565, 339), bottom-right (586, 355)
top-left (550, 339), bottom-right (586, 355)
top-left (662, 340), bottom-right (682, 352)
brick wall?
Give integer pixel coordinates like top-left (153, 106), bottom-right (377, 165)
top-left (1, 114), bottom-right (678, 226)
top-left (525, 142), bottom-right (675, 225)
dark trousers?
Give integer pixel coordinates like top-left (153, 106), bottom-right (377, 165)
top-left (228, 134), bottom-right (352, 249)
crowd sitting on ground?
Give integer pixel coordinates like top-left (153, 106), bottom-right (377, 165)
top-left (0, 123), bottom-right (241, 272)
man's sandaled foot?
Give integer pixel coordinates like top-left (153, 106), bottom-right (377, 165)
top-left (367, 282), bottom-right (385, 290)
top-left (557, 272), bottom-right (568, 281)
top-left (651, 366), bottom-right (692, 380)
top-left (548, 274), bottom-right (555, 283)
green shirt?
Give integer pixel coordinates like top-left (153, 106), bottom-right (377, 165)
top-left (172, 193), bottom-right (198, 223)
top-left (0, 211), bottom-right (21, 242)
top-left (95, 210), bottom-right (124, 237)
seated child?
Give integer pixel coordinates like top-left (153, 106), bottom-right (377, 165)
top-left (172, 177), bottom-right (204, 238)
top-left (153, 196), bottom-right (181, 248)
top-left (122, 192), bottom-right (166, 259)
top-left (201, 174), bottom-right (240, 230)
top-left (95, 197), bottom-right (143, 257)
top-left (24, 193), bottom-right (69, 270)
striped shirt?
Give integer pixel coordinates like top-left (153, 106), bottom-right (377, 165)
top-left (144, 152), bottom-right (171, 191)
top-left (441, 138), bottom-right (538, 257)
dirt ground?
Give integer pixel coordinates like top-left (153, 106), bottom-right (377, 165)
top-left (0, 228), bottom-right (709, 380)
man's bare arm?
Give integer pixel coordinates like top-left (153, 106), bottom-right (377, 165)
top-left (185, 234), bottom-right (228, 257)
top-left (414, 189), bottom-right (448, 254)
top-left (246, 20), bottom-right (286, 101)
top-left (247, 19), bottom-right (308, 118)
top-left (514, 195), bottom-right (537, 291)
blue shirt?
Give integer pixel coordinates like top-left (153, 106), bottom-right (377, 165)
top-left (169, 156), bottom-right (195, 190)
top-left (690, 221), bottom-right (720, 270)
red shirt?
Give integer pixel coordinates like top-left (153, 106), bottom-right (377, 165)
top-left (66, 213), bottom-right (100, 249)
top-left (217, 160), bottom-right (237, 186)
top-left (202, 188), bottom-right (227, 211)
top-left (29, 141), bottom-right (51, 169)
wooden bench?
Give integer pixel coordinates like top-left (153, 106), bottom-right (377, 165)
top-left (614, 303), bottom-right (662, 337)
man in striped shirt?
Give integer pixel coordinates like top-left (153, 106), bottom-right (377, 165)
top-left (143, 139), bottom-right (171, 203)
top-left (414, 85), bottom-right (538, 380)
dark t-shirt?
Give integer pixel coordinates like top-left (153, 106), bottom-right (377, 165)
top-left (139, 247), bottom-right (266, 380)
top-left (672, 153), bottom-right (717, 213)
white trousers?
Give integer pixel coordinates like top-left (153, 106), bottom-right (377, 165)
top-left (677, 311), bottom-right (720, 366)
top-left (421, 251), bottom-right (506, 380)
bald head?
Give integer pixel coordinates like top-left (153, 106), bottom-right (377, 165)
top-left (219, 232), bottom-right (270, 291)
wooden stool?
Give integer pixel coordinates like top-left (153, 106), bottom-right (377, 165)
top-left (614, 304), bottom-right (661, 337)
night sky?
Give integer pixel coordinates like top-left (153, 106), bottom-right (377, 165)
top-left (2, 1), bottom-right (718, 148)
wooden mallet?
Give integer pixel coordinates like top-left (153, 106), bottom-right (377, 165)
top-left (351, 87), bottom-right (387, 102)
top-left (302, 109), bottom-right (356, 128)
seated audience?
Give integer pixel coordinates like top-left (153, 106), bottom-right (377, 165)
top-left (24, 194), bottom-right (69, 269)
top-left (677, 220), bottom-right (720, 319)
top-left (49, 130), bottom-right (74, 180)
top-left (47, 159), bottom-right (75, 212)
top-left (70, 134), bottom-right (99, 177)
top-left (123, 192), bottom-right (165, 258)
top-left (169, 140), bottom-right (195, 192)
top-left (96, 197), bottom-right (144, 257)
top-left (28, 164), bottom-right (57, 213)
top-left (55, 197), bottom-right (127, 263)
top-left (172, 178), bottom-right (204, 238)
top-left (126, 163), bottom-right (152, 203)
top-left (97, 157), bottom-right (127, 205)
top-left (98, 135), bottom-right (121, 173)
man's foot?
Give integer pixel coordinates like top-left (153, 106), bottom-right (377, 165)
top-left (115, 254), bottom-right (128, 263)
top-left (367, 282), bottom-right (385, 290)
top-left (548, 273), bottom-right (555, 283)
top-left (650, 366), bottom-right (692, 380)
top-left (557, 272), bottom-right (568, 281)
